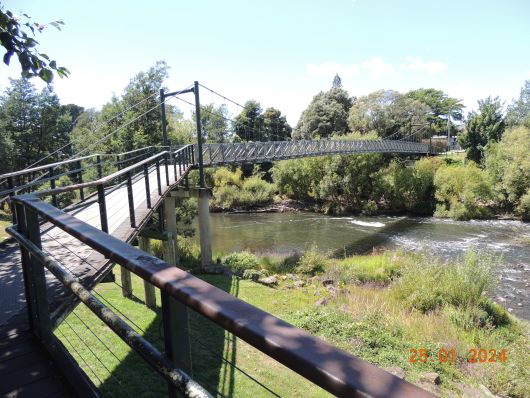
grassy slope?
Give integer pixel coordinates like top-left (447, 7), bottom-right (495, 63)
top-left (56, 253), bottom-right (529, 398)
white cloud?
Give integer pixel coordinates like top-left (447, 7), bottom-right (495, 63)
top-left (306, 63), bottom-right (360, 78)
top-left (405, 56), bottom-right (446, 75)
top-left (362, 56), bottom-right (394, 77)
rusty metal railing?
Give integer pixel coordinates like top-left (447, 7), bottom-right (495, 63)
top-left (9, 194), bottom-right (435, 398)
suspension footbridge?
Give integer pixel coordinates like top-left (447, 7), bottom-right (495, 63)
top-left (0, 82), bottom-right (437, 398)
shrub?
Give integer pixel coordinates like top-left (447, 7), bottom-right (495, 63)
top-left (516, 188), bottom-right (530, 221)
top-left (434, 163), bottom-right (495, 220)
top-left (393, 251), bottom-right (497, 321)
top-left (273, 157), bottom-right (326, 200)
top-left (259, 252), bottom-right (300, 274)
top-left (295, 247), bottom-right (327, 275)
top-left (213, 167), bottom-right (242, 188)
top-left (223, 251), bottom-right (260, 276)
top-left (177, 236), bottom-right (201, 269)
top-left (241, 176), bottom-right (275, 206)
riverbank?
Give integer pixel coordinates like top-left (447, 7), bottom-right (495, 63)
top-left (170, 240), bottom-right (529, 397)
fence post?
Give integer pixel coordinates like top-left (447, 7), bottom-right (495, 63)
top-left (97, 184), bottom-right (109, 233)
top-left (138, 236), bottom-right (156, 308)
top-left (161, 196), bottom-right (191, 397)
top-left (126, 171), bottom-right (136, 228)
top-left (49, 167), bottom-right (58, 207)
top-left (96, 155), bottom-right (103, 179)
top-left (77, 160), bottom-right (85, 201)
top-left (143, 164), bottom-right (152, 209)
top-left (15, 203), bottom-right (53, 344)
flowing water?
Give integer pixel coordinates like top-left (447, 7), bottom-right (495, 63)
top-left (198, 212), bottom-right (530, 320)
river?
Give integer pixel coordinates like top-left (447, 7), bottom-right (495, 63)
top-left (196, 212), bottom-right (530, 320)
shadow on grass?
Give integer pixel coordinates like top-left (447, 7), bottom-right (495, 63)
top-left (98, 275), bottom-right (238, 397)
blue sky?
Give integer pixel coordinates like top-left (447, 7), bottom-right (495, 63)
top-left (1, 0), bottom-right (529, 125)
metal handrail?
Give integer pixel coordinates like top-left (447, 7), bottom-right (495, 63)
top-left (10, 194), bottom-right (434, 398)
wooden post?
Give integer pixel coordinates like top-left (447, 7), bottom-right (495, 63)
top-left (138, 236), bottom-right (156, 308)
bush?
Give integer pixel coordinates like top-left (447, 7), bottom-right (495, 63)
top-left (241, 176), bottom-right (275, 206)
top-left (223, 251), bottom-right (260, 276)
top-left (393, 251), bottom-right (498, 321)
top-left (295, 247), bottom-right (327, 275)
top-left (259, 252), bottom-right (300, 274)
top-left (516, 188), bottom-right (530, 221)
top-left (177, 236), bottom-right (201, 269)
top-left (273, 157), bottom-right (326, 200)
top-left (213, 167), bottom-right (242, 188)
top-left (434, 163), bottom-right (495, 220)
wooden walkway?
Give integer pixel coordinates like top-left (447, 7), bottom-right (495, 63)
top-left (0, 164), bottom-right (189, 397)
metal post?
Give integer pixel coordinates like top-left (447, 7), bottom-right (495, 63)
top-left (164, 153), bottom-right (170, 186)
top-left (49, 167), bottom-right (57, 207)
top-left (155, 158), bottom-right (162, 195)
top-left (15, 203), bottom-right (52, 343)
top-left (77, 160), bottom-right (85, 201)
top-left (126, 171), bottom-right (136, 228)
top-left (194, 81), bottom-right (205, 188)
top-left (138, 236), bottom-right (156, 308)
top-left (96, 155), bottom-right (103, 179)
top-left (97, 184), bottom-right (109, 233)
top-left (160, 89), bottom-right (168, 148)
top-left (143, 164), bottom-right (151, 209)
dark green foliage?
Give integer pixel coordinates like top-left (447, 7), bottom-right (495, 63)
top-left (234, 100), bottom-right (291, 142)
top-left (293, 87), bottom-right (353, 139)
top-left (0, 7), bottom-right (69, 82)
top-left (0, 78), bottom-right (81, 173)
top-left (295, 247), bottom-right (327, 275)
top-left (223, 251), bottom-right (260, 276)
top-left (459, 96), bottom-right (505, 163)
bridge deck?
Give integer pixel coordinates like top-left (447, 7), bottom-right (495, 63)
top-left (0, 164), bottom-right (187, 396)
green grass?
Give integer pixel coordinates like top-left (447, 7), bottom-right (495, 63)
top-left (56, 267), bottom-right (331, 398)
top-left (0, 209), bottom-right (11, 243)
top-left (56, 252), bottom-right (529, 398)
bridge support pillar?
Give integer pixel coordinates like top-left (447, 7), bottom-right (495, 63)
top-left (138, 236), bottom-right (156, 308)
top-left (198, 188), bottom-right (212, 268)
top-left (161, 197), bottom-right (192, 394)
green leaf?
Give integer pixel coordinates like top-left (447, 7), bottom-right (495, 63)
top-left (39, 68), bottom-right (53, 83)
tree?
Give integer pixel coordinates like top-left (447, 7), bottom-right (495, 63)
top-left (234, 100), bottom-right (264, 142)
top-left (332, 74), bottom-right (342, 88)
top-left (293, 86), bottom-right (353, 139)
top-left (0, 78), bottom-right (79, 172)
top-left (459, 96), bottom-right (505, 163)
top-left (70, 61), bottom-right (170, 154)
top-left (196, 103), bottom-right (229, 143)
top-left (505, 80), bottom-right (530, 128)
top-left (348, 90), bottom-right (430, 138)
top-left (406, 88), bottom-right (464, 136)
top-left (0, 7), bottom-right (69, 82)
top-left (262, 107), bottom-right (291, 141)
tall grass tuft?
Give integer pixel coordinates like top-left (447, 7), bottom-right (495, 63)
top-left (392, 251), bottom-right (505, 327)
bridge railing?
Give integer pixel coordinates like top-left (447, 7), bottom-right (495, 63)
top-left (8, 194), bottom-right (433, 398)
top-left (24, 145), bottom-right (195, 233)
top-left (0, 146), bottom-right (168, 212)
top-left (199, 139), bottom-right (431, 166)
